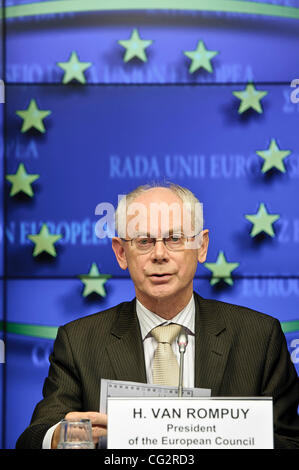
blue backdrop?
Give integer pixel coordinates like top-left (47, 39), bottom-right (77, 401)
top-left (1, 0), bottom-right (299, 449)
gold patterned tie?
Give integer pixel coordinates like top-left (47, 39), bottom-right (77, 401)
top-left (151, 324), bottom-right (182, 386)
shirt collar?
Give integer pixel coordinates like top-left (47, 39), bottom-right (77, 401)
top-left (136, 294), bottom-right (195, 341)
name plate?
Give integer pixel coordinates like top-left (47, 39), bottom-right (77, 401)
top-left (107, 397), bottom-right (273, 449)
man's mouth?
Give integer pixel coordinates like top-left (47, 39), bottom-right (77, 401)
top-left (150, 273), bottom-right (172, 277)
top-left (149, 273), bottom-right (173, 282)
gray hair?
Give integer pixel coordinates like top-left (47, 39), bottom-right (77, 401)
top-left (115, 181), bottom-right (204, 238)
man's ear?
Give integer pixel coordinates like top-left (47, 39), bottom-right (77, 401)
top-left (197, 229), bottom-right (209, 264)
top-left (112, 237), bottom-right (128, 270)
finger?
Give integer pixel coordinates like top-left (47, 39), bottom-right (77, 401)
top-left (92, 426), bottom-right (107, 446)
top-left (64, 411), bottom-right (107, 427)
top-left (92, 426), bottom-right (107, 439)
top-left (92, 425), bottom-right (107, 434)
top-left (85, 412), bottom-right (108, 426)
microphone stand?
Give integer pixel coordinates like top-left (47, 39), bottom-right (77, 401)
top-left (178, 351), bottom-right (185, 398)
top-left (177, 328), bottom-right (188, 398)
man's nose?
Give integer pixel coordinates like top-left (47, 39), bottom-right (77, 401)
top-left (150, 239), bottom-right (169, 260)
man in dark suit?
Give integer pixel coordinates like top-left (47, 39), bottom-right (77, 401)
top-left (16, 183), bottom-right (299, 449)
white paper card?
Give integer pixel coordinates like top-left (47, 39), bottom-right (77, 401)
top-left (99, 379), bottom-right (211, 413)
top-left (107, 397), bottom-right (273, 449)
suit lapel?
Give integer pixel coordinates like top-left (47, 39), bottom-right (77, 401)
top-left (105, 293), bottom-right (232, 393)
top-left (106, 299), bottom-right (147, 383)
top-left (194, 293), bottom-right (232, 396)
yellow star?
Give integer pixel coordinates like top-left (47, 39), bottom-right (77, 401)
top-left (118, 29), bottom-right (153, 62)
top-left (233, 83), bottom-right (268, 114)
top-left (204, 251), bottom-right (239, 286)
top-left (245, 203), bottom-right (280, 237)
top-left (6, 163), bottom-right (39, 197)
top-left (57, 51), bottom-right (92, 84)
top-left (256, 139), bottom-right (291, 173)
top-left (16, 99), bottom-right (51, 133)
top-left (78, 262), bottom-right (112, 297)
top-left (184, 40), bottom-right (218, 74)
top-left (27, 224), bottom-right (62, 257)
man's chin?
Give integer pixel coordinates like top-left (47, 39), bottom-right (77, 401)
top-left (142, 283), bottom-right (178, 301)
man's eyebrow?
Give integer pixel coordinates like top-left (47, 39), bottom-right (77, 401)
top-left (133, 228), bottom-right (184, 238)
top-left (166, 228), bottom-right (183, 235)
top-left (132, 232), bottom-right (153, 238)
top-left (134, 232), bottom-right (151, 237)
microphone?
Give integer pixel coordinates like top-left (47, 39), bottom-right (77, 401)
top-left (177, 327), bottom-right (188, 398)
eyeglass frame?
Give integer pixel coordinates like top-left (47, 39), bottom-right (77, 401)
top-left (119, 233), bottom-right (201, 252)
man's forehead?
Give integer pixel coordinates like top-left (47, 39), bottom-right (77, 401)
top-left (131, 187), bottom-right (183, 205)
top-left (116, 188), bottom-right (202, 239)
top-left (122, 199), bottom-right (200, 239)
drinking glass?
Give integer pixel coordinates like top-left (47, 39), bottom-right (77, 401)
top-left (57, 419), bottom-right (95, 449)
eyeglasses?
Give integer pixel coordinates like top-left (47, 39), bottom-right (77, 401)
top-left (120, 234), bottom-right (200, 253)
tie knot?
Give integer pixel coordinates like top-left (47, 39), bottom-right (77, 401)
top-left (151, 324), bottom-right (182, 345)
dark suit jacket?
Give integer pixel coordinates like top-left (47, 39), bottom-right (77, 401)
top-left (16, 293), bottom-right (299, 449)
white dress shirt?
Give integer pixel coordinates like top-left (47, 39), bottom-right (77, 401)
top-left (43, 295), bottom-right (196, 448)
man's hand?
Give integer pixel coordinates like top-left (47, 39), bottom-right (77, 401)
top-left (51, 411), bottom-right (108, 449)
